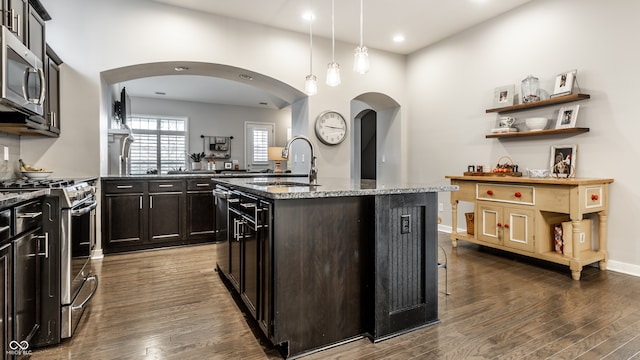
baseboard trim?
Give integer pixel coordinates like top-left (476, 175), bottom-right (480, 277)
top-left (437, 225), bottom-right (640, 278)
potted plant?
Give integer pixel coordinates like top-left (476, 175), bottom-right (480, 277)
top-left (189, 152), bottom-right (206, 170)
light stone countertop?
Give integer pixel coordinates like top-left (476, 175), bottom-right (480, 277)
top-left (0, 189), bottom-right (50, 210)
top-left (213, 177), bottom-right (458, 200)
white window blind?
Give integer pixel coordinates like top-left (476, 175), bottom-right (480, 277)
top-left (129, 116), bottom-right (187, 174)
top-left (252, 128), bottom-right (269, 164)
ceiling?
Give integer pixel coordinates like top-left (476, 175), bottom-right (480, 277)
top-left (124, 0), bottom-right (533, 107)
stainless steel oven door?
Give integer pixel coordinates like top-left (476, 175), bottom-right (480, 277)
top-left (60, 199), bottom-right (98, 339)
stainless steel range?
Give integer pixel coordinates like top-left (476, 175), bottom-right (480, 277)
top-left (0, 178), bottom-right (99, 347)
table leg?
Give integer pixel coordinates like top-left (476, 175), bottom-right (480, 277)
top-left (451, 200), bottom-right (458, 248)
top-left (598, 210), bottom-right (608, 271)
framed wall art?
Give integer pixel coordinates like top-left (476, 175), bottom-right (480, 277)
top-left (493, 85), bottom-right (515, 107)
top-left (550, 144), bottom-right (577, 178)
top-left (555, 104), bottom-right (580, 129)
top-left (552, 70), bottom-right (577, 97)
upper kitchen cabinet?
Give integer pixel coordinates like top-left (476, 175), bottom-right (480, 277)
top-left (45, 45), bottom-right (61, 135)
top-left (27, 2), bottom-right (45, 60)
top-left (3, 0), bottom-right (28, 43)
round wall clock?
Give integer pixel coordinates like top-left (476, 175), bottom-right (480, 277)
top-left (314, 110), bottom-right (347, 145)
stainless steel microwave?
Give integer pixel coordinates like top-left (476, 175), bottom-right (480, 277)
top-left (0, 25), bottom-right (45, 117)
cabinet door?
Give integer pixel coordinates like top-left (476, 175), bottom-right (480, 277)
top-left (0, 242), bottom-right (12, 360)
top-left (241, 221), bottom-right (258, 318)
top-left (104, 194), bottom-right (145, 252)
top-left (477, 203), bottom-right (503, 245)
top-left (186, 192), bottom-right (215, 239)
top-left (228, 209), bottom-right (242, 292)
top-left (6, 0), bottom-right (28, 43)
top-left (45, 55), bottom-right (60, 135)
top-left (27, 5), bottom-right (45, 60)
top-left (503, 206), bottom-right (535, 252)
top-left (148, 192), bottom-right (184, 243)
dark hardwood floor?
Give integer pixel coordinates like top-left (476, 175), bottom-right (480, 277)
top-left (32, 233), bottom-right (640, 359)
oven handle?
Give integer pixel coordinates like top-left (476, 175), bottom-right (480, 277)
top-left (71, 275), bottom-right (99, 311)
top-left (72, 200), bottom-right (98, 217)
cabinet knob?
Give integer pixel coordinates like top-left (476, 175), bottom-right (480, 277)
top-left (514, 192), bottom-right (522, 198)
top-left (591, 194), bottom-right (599, 201)
top-left (497, 222), bottom-right (502, 227)
top-left (487, 190), bottom-right (494, 195)
top-left (504, 223), bottom-right (510, 228)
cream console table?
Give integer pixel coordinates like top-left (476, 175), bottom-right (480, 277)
top-left (446, 175), bottom-right (613, 280)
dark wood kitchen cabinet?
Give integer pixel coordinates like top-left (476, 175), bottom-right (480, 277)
top-left (44, 45), bottom-right (61, 135)
top-left (186, 179), bottom-right (216, 242)
top-left (148, 180), bottom-right (184, 243)
top-left (102, 177), bottom-right (218, 254)
top-left (27, 3), bottom-right (45, 60)
top-left (3, 0), bottom-right (28, 43)
top-left (102, 180), bottom-right (146, 252)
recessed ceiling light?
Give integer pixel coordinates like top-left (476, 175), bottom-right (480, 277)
top-left (259, 102), bottom-right (268, 106)
top-left (302, 12), bottom-right (315, 21)
top-left (174, 66), bottom-right (190, 72)
top-left (155, 91), bottom-right (166, 95)
top-left (393, 34), bottom-right (405, 43)
top-left (239, 74), bottom-right (254, 81)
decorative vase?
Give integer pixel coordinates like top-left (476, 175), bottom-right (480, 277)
top-left (191, 162), bottom-right (202, 170)
top-left (521, 75), bottom-right (540, 103)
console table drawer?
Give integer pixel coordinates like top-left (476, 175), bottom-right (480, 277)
top-left (477, 183), bottom-right (535, 205)
top-left (584, 186), bottom-right (604, 209)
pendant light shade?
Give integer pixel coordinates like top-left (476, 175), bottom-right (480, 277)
top-left (326, 0), bottom-right (341, 87)
top-left (353, 0), bottom-right (370, 74)
top-left (326, 62), bottom-right (341, 87)
top-left (305, 74), bottom-right (318, 95)
top-left (304, 0), bottom-right (317, 96)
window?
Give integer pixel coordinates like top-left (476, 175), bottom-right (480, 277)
top-left (245, 122), bottom-right (274, 170)
top-left (129, 116), bottom-right (187, 174)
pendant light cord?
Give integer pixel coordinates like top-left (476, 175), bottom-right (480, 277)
top-left (331, 0), bottom-right (335, 62)
top-left (309, 0), bottom-right (313, 74)
top-left (359, 0), bottom-right (363, 47)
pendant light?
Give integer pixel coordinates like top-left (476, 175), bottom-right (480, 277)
top-left (353, 0), bottom-right (370, 74)
top-left (304, 0), bottom-right (317, 96)
top-left (326, 0), bottom-right (341, 87)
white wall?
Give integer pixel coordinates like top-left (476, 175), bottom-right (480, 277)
top-left (407, 0), bottom-right (640, 275)
top-left (23, 0), bottom-right (406, 181)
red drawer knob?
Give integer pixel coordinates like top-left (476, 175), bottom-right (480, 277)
top-left (497, 222), bottom-right (502, 227)
top-left (591, 194), bottom-right (599, 201)
top-left (487, 190), bottom-right (494, 195)
top-left (505, 223), bottom-right (510, 228)
top-left (514, 192), bottom-right (522, 198)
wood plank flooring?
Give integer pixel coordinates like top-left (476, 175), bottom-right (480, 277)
top-left (31, 233), bottom-right (640, 359)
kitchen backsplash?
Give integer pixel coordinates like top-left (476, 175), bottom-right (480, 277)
top-left (0, 134), bottom-right (21, 179)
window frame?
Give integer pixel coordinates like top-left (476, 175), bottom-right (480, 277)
top-left (128, 114), bottom-right (189, 175)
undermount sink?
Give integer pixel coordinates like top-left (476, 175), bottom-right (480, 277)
top-left (248, 181), bottom-right (320, 187)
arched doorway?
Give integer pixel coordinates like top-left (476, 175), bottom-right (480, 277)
top-left (99, 61), bottom-right (308, 175)
top-left (351, 93), bottom-right (401, 184)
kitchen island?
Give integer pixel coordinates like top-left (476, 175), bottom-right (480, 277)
top-left (213, 177), bottom-right (457, 358)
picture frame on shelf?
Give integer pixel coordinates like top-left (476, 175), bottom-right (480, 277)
top-left (550, 144), bottom-right (577, 178)
top-left (555, 104), bottom-right (580, 129)
top-left (552, 70), bottom-right (577, 97)
top-left (493, 85), bottom-right (515, 107)
top-left (224, 162), bottom-right (233, 169)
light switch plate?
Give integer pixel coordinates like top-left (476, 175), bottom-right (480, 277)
top-left (3, 146), bottom-right (8, 161)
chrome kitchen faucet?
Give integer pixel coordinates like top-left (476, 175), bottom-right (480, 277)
top-left (282, 135), bottom-right (318, 185)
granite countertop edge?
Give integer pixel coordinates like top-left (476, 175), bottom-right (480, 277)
top-left (0, 189), bottom-right (50, 210)
top-left (213, 177), bottom-right (458, 200)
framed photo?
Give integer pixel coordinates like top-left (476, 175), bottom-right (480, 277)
top-left (550, 144), bottom-right (577, 178)
top-left (552, 70), bottom-right (577, 97)
top-left (555, 105), bottom-right (580, 129)
top-left (224, 162), bottom-right (233, 169)
top-left (493, 85), bottom-right (515, 107)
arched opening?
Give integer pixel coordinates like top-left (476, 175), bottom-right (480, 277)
top-left (99, 62), bottom-right (308, 175)
top-left (351, 93), bottom-right (401, 183)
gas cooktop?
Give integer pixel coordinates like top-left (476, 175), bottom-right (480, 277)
top-left (0, 178), bottom-right (79, 189)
